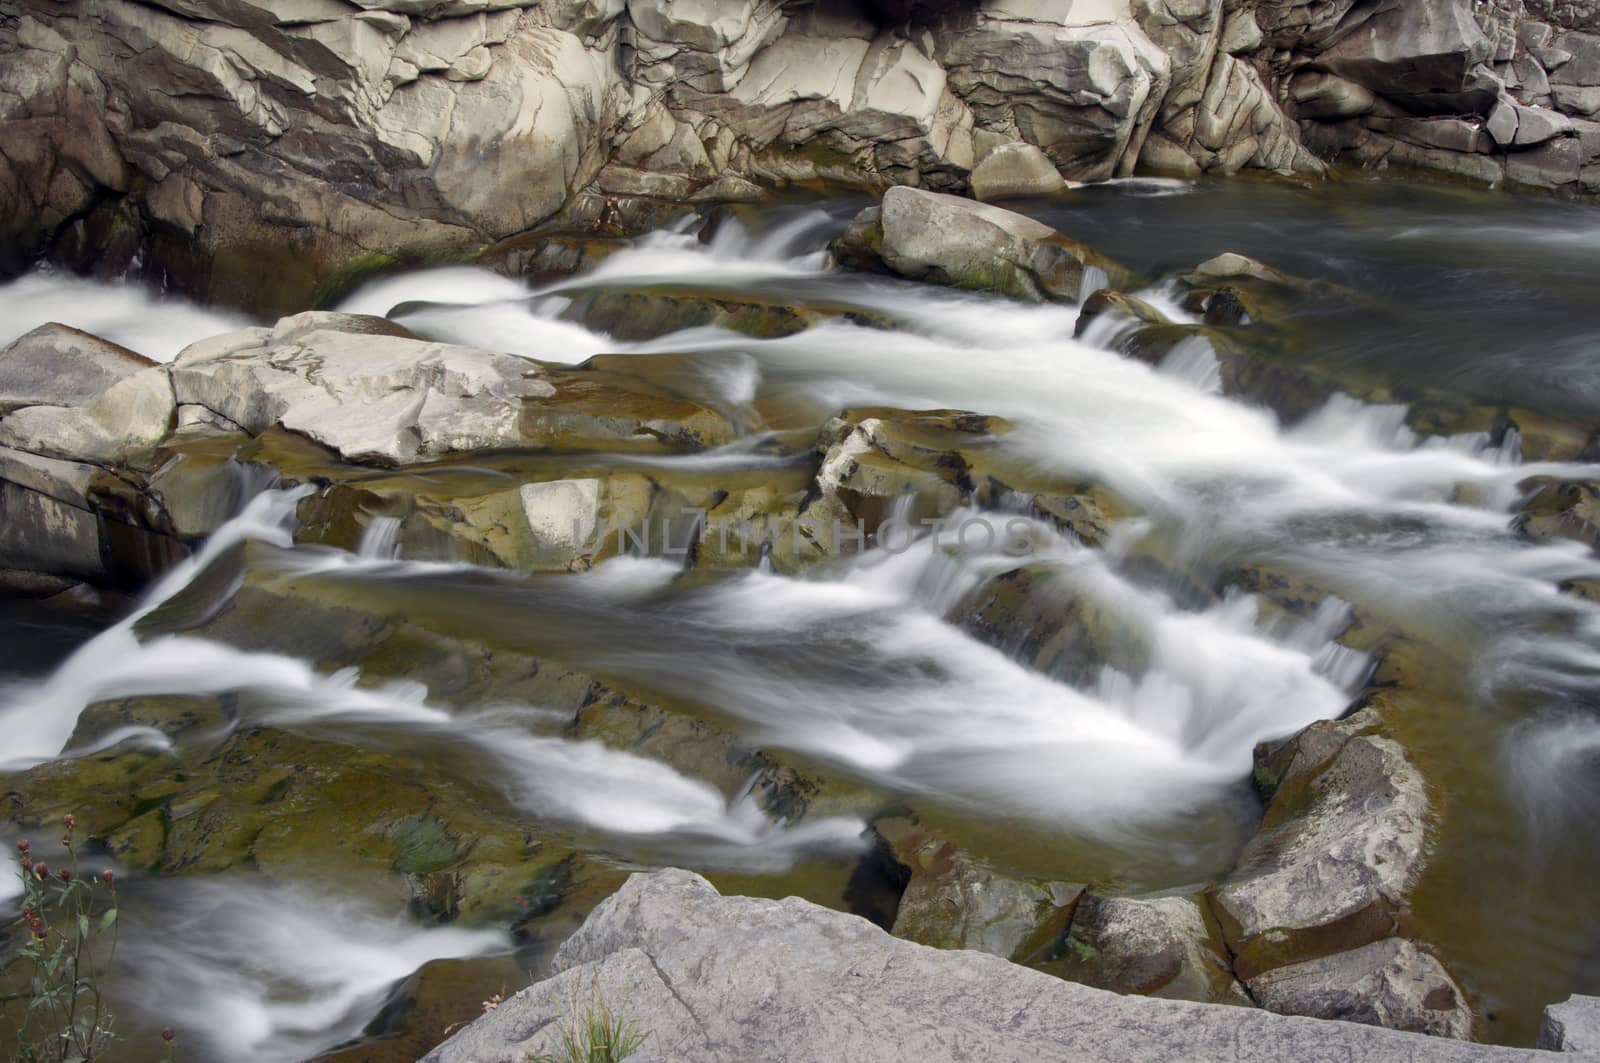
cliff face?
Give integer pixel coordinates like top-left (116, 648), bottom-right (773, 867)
top-left (1, 0), bottom-right (1597, 308)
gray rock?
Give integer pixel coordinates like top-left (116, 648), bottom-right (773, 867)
top-left (1291, 70), bottom-right (1378, 120)
top-left (1540, 994), bottom-right (1600, 1052)
top-left (884, 821), bottom-right (1078, 960)
top-left (969, 141), bottom-right (1066, 201)
top-left (422, 869), bottom-right (1553, 1063)
top-left (833, 186), bottom-right (1129, 303)
top-left (0, 323), bottom-right (156, 415)
top-left (1318, 0), bottom-right (1495, 112)
top-left (1210, 708), bottom-right (1430, 981)
top-left (170, 312), bottom-right (733, 466)
top-left (1248, 938), bottom-right (1472, 1039)
top-left (0, 364), bottom-right (175, 465)
top-left (1057, 891), bottom-right (1249, 1005)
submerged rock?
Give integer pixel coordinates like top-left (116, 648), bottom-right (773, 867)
top-left (832, 187), bottom-right (1132, 303)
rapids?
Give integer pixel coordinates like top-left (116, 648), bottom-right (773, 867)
top-left (3, 178), bottom-right (1600, 1054)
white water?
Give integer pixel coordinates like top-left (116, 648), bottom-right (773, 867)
top-left (0, 271), bottom-right (249, 362)
top-left (119, 879), bottom-right (506, 1063)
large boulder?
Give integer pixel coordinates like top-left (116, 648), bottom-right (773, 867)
top-left (832, 186), bottom-right (1131, 302)
top-left (1212, 707), bottom-right (1428, 979)
top-left (421, 869), bottom-right (1551, 1063)
top-left (0, 364), bottom-right (176, 465)
top-left (969, 141), bottom-right (1067, 201)
top-left (0, 323), bottom-right (156, 415)
top-left (1209, 706), bottom-right (1473, 1036)
top-left (169, 312), bottom-right (735, 465)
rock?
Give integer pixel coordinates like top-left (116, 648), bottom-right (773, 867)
top-left (969, 142), bottom-right (1066, 201)
top-left (0, 364), bottom-right (175, 465)
top-left (1210, 706), bottom-right (1461, 1032)
top-left (169, 312), bottom-right (735, 465)
top-left (881, 819), bottom-right (1079, 961)
top-left (1291, 71), bottom-right (1378, 120)
top-left (1054, 891), bottom-right (1248, 1005)
top-left (422, 869), bottom-right (1553, 1063)
top-left (832, 186), bottom-right (1131, 303)
top-left (1214, 709), bottom-right (1420, 971)
top-left (0, 323), bottom-right (157, 415)
top-left (1318, 0), bottom-right (1495, 113)
top-left (1248, 939), bottom-right (1473, 1039)
top-left (1219, 9), bottom-right (1264, 55)
top-left (931, 1), bottom-right (1171, 181)
top-left (1540, 994), bottom-right (1600, 1052)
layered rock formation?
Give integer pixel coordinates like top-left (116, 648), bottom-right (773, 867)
top-left (3, 0), bottom-right (1598, 313)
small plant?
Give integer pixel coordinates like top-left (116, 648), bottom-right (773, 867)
top-left (4, 814), bottom-right (174, 1062)
top-left (525, 988), bottom-right (646, 1063)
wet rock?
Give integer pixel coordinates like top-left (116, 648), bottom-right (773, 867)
top-left (880, 818), bottom-right (1078, 961)
top-left (425, 869), bottom-right (1550, 1063)
top-left (833, 187), bottom-right (1132, 303)
top-left (1540, 993), bottom-right (1600, 1052)
top-left (1514, 477), bottom-right (1600, 550)
top-left (1074, 289), bottom-right (1171, 337)
top-left (1248, 938), bottom-right (1472, 1040)
top-left (0, 323), bottom-right (156, 415)
top-left (1052, 891), bottom-right (1250, 1005)
top-left (558, 286), bottom-right (892, 341)
top-left (969, 142), bottom-right (1066, 202)
top-left (1211, 706), bottom-right (1468, 1034)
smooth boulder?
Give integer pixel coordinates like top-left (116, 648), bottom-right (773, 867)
top-left (832, 186), bottom-right (1130, 303)
top-left (0, 323), bottom-right (156, 415)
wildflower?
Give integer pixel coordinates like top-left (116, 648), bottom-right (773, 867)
top-left (20, 857), bottom-right (32, 873)
top-left (162, 1027), bottom-right (175, 1042)
top-left (102, 869), bottom-right (115, 887)
top-left (58, 868), bottom-right (72, 882)
top-left (16, 839), bottom-right (27, 853)
top-left (34, 862), bottom-right (48, 879)
top-left (63, 814), bottom-right (75, 830)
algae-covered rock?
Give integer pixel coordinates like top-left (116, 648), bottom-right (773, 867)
top-left (831, 187), bottom-right (1133, 303)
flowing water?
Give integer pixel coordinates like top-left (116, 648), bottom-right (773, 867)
top-left (3, 176), bottom-right (1600, 1055)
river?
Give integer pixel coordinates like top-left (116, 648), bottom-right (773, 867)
top-left (2, 175), bottom-right (1599, 1057)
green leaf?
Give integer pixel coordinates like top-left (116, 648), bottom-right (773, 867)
top-left (97, 908), bottom-right (117, 932)
top-left (76, 913), bottom-right (89, 940)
